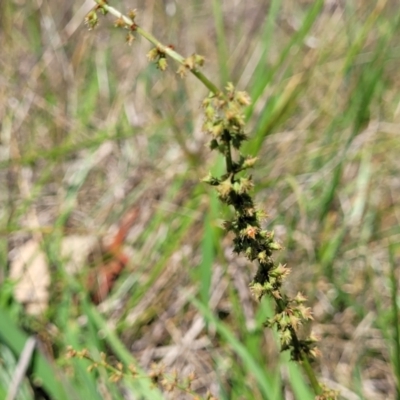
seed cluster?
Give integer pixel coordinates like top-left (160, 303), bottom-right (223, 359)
top-left (202, 83), bottom-right (318, 362)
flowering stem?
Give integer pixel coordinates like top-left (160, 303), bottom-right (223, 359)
top-left (93, 0), bottom-right (220, 95)
top-left (302, 354), bottom-right (323, 394)
top-left (221, 131), bottom-right (233, 173)
top-left (88, 2), bottom-right (334, 398)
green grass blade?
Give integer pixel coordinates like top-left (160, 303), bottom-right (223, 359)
top-left (287, 361), bottom-right (314, 400)
top-left (245, 0), bottom-right (281, 107)
top-left (83, 300), bottom-right (165, 400)
top-left (0, 307), bottom-right (68, 400)
top-left (389, 243), bottom-right (400, 399)
top-left (211, 0), bottom-right (230, 84)
top-left (199, 209), bottom-right (215, 305)
top-left (191, 296), bottom-right (282, 400)
top-left (128, 200), bottom-right (198, 310)
top-left (249, 73), bottom-right (305, 155)
top-left (247, 0), bottom-right (324, 120)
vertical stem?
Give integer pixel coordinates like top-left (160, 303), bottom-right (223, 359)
top-left (225, 143), bottom-right (233, 174)
top-left (222, 130), bottom-right (233, 173)
top-left (301, 354), bottom-right (323, 395)
top-left (275, 298), bottom-right (322, 395)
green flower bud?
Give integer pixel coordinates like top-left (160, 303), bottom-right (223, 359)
top-left (128, 9), bottom-right (137, 20)
top-left (268, 241), bottom-right (282, 251)
top-left (85, 10), bottom-right (99, 30)
top-left (177, 64), bottom-right (188, 78)
top-left (242, 157), bottom-right (258, 169)
top-left (114, 16), bottom-right (126, 28)
top-left (194, 54), bottom-right (205, 67)
top-left (211, 122), bottom-right (224, 137)
top-left (147, 48), bottom-right (159, 61)
top-left (280, 329), bottom-right (292, 346)
top-left (201, 173), bottom-right (220, 186)
top-left (216, 177), bottom-right (233, 200)
top-left (157, 58), bottom-right (168, 71)
top-left (235, 91), bottom-right (251, 106)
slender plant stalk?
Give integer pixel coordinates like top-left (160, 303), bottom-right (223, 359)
top-left (88, 2), bottom-right (338, 399)
top-left (90, 1), bottom-right (220, 95)
top-left (66, 347), bottom-right (208, 399)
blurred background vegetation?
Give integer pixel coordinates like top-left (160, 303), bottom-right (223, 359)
top-left (1, 0), bottom-right (400, 399)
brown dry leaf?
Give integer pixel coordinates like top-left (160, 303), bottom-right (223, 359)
top-left (9, 240), bottom-right (50, 315)
top-left (60, 235), bottom-right (100, 274)
top-left (10, 235), bottom-right (101, 315)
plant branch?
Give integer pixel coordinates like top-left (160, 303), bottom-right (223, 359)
top-left (92, 0), bottom-right (220, 95)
